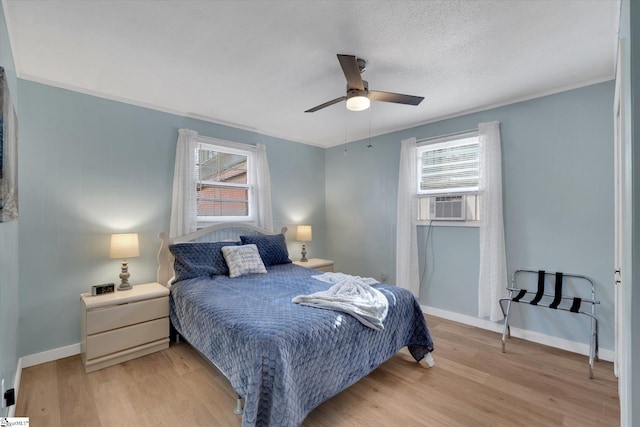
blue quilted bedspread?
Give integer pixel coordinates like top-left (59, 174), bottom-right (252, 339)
top-left (170, 263), bottom-right (434, 427)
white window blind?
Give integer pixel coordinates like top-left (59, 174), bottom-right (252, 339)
top-left (417, 135), bottom-right (479, 195)
top-left (196, 141), bottom-right (254, 222)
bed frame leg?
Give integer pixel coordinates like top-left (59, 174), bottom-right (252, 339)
top-left (420, 352), bottom-right (435, 368)
top-left (170, 322), bottom-right (180, 343)
top-left (234, 395), bottom-right (243, 415)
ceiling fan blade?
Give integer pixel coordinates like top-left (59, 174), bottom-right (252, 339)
top-left (337, 54), bottom-right (365, 90)
top-left (369, 90), bottom-right (424, 106)
top-left (305, 96), bottom-right (347, 113)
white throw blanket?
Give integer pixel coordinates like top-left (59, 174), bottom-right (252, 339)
top-left (311, 272), bottom-right (379, 286)
top-left (292, 273), bottom-right (388, 330)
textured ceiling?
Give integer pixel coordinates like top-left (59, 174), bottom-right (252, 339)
top-left (3, 0), bottom-right (620, 147)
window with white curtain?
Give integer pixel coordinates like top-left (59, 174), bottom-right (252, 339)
top-left (170, 129), bottom-right (272, 237)
top-left (416, 133), bottom-right (480, 222)
top-left (196, 139), bottom-right (256, 224)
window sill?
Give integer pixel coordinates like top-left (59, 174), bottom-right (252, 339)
top-left (417, 220), bottom-right (480, 228)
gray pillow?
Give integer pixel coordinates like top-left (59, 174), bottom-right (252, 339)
top-left (221, 244), bottom-right (268, 278)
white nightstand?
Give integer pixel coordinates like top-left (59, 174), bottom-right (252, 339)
top-left (80, 282), bottom-right (170, 373)
top-left (293, 258), bottom-right (335, 272)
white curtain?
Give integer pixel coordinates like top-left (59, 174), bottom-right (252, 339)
top-left (255, 143), bottom-right (273, 231)
top-left (477, 121), bottom-right (508, 321)
top-left (169, 129), bottom-right (198, 238)
top-left (396, 137), bottom-right (420, 297)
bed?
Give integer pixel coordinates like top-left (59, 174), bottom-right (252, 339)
top-left (157, 223), bottom-right (434, 427)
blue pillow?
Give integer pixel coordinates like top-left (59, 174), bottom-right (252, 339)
top-left (240, 234), bottom-right (291, 266)
top-left (169, 241), bottom-right (239, 282)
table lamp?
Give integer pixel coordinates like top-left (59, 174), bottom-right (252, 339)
top-left (295, 225), bottom-right (312, 262)
top-left (109, 233), bottom-right (140, 291)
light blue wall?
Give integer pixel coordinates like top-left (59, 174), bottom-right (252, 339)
top-left (17, 80), bottom-right (326, 357)
top-left (326, 81), bottom-right (615, 351)
top-left (0, 3), bottom-right (18, 417)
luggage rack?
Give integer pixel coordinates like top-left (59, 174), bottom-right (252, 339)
top-left (499, 269), bottom-right (600, 378)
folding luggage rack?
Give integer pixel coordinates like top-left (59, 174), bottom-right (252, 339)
top-left (499, 269), bottom-right (600, 378)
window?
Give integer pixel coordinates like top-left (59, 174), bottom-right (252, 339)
top-left (416, 133), bottom-right (480, 222)
top-left (195, 138), bottom-right (256, 224)
top-left (170, 129), bottom-right (272, 237)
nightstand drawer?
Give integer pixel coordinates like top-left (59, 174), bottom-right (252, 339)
top-left (315, 265), bottom-right (334, 272)
top-left (86, 317), bottom-right (169, 360)
top-left (86, 296), bottom-right (169, 335)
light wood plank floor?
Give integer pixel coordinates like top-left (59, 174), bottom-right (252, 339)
top-left (16, 315), bottom-right (619, 426)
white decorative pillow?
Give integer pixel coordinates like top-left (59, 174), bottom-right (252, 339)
top-left (221, 244), bottom-right (268, 278)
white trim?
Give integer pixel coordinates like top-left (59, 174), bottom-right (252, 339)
top-left (417, 133), bottom-right (478, 148)
top-left (7, 357), bottom-right (20, 418)
top-left (17, 74), bottom-right (258, 132)
top-left (15, 73), bottom-right (612, 150)
top-left (373, 76), bottom-right (614, 148)
top-left (7, 304), bottom-right (615, 413)
top-left (8, 344), bottom-right (81, 416)
top-left (14, 74), bottom-right (326, 148)
top-left (195, 139), bottom-right (256, 224)
top-left (322, 77), bottom-right (615, 148)
top-left (20, 343), bottom-right (81, 369)
top-left (197, 135), bottom-right (257, 153)
top-left (417, 220), bottom-right (479, 228)
top-left (417, 130), bottom-right (478, 145)
top-left (421, 305), bottom-right (614, 362)
top-left (613, 36), bottom-right (630, 427)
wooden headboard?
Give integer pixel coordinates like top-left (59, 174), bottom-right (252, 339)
top-left (157, 222), bottom-right (287, 287)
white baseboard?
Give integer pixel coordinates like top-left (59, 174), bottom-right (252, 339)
top-left (20, 343), bottom-right (81, 369)
top-left (7, 344), bottom-right (80, 417)
top-left (8, 307), bottom-right (614, 416)
top-left (421, 305), bottom-right (614, 362)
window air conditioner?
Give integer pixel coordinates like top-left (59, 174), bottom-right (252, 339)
top-left (429, 195), bottom-right (466, 221)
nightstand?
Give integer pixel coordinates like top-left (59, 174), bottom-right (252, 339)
top-left (80, 282), bottom-right (170, 373)
top-left (293, 258), bottom-right (335, 272)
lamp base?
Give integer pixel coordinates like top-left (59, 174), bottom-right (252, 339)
top-left (118, 260), bottom-right (133, 291)
top-left (300, 243), bottom-right (308, 262)
top-left (118, 282), bottom-right (133, 291)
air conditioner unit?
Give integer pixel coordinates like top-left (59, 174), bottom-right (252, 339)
top-left (429, 195), bottom-right (466, 221)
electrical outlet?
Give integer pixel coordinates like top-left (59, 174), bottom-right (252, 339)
top-left (381, 273), bottom-right (387, 283)
top-left (4, 388), bottom-right (15, 407)
top-left (1, 378), bottom-right (5, 409)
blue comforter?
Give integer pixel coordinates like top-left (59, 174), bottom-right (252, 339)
top-left (170, 263), bottom-right (434, 427)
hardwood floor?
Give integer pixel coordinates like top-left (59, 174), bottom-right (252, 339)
top-left (16, 315), bottom-right (619, 426)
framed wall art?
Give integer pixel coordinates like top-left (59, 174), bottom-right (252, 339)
top-left (0, 66), bottom-right (18, 222)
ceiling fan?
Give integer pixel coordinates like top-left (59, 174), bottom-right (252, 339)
top-left (305, 54), bottom-right (424, 113)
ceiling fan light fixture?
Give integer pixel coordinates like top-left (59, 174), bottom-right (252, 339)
top-left (304, 55), bottom-right (423, 113)
top-left (346, 94), bottom-right (370, 111)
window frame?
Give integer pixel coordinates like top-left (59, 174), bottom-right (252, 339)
top-left (415, 131), bottom-right (480, 225)
top-left (195, 135), bottom-right (257, 226)
top-left (416, 133), bottom-right (480, 196)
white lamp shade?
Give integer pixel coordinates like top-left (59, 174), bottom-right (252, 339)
top-left (296, 225), bottom-right (312, 242)
top-left (109, 233), bottom-right (140, 259)
top-left (346, 95), bottom-right (370, 111)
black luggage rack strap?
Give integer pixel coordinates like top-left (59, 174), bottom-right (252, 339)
top-left (498, 269), bottom-right (600, 379)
